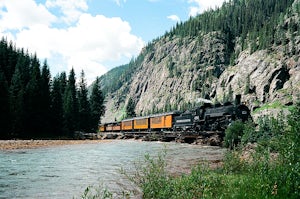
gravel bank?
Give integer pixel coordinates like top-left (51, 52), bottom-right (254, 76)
top-left (0, 140), bottom-right (110, 150)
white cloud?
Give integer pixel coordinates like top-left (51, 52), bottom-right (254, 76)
top-left (0, 0), bottom-right (144, 84)
top-left (45, 0), bottom-right (88, 24)
top-left (13, 14), bottom-right (144, 84)
top-left (0, 0), bottom-right (56, 30)
top-left (188, 0), bottom-right (228, 17)
top-left (167, 15), bottom-right (180, 22)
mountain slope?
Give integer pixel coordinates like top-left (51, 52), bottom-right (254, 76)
top-left (101, 0), bottom-right (300, 123)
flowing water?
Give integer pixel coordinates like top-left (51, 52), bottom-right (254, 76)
top-left (0, 140), bottom-right (225, 198)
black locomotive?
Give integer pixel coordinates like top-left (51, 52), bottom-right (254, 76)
top-left (173, 95), bottom-right (251, 132)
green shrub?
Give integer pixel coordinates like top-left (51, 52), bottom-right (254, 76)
top-left (223, 149), bottom-right (246, 174)
top-left (240, 121), bottom-right (256, 144)
top-left (120, 149), bottom-right (171, 198)
top-left (224, 120), bottom-right (245, 149)
top-left (80, 184), bottom-right (113, 199)
top-left (240, 114), bottom-right (286, 151)
top-left (278, 102), bottom-right (300, 198)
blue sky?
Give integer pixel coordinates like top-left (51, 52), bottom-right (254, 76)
top-left (0, 0), bottom-right (227, 84)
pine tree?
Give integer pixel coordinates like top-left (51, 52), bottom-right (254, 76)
top-left (90, 77), bottom-right (105, 132)
top-left (50, 75), bottom-right (64, 137)
top-left (78, 70), bottom-right (91, 132)
top-left (0, 69), bottom-right (10, 138)
top-left (25, 55), bottom-right (42, 137)
top-left (9, 67), bottom-right (25, 138)
top-left (126, 97), bottom-right (136, 118)
top-left (59, 72), bottom-right (67, 95)
top-left (16, 50), bottom-right (31, 86)
top-left (5, 41), bottom-right (18, 84)
top-left (63, 68), bottom-right (79, 137)
top-left (244, 75), bottom-right (250, 94)
top-left (228, 84), bottom-right (233, 102)
top-left (40, 60), bottom-right (51, 136)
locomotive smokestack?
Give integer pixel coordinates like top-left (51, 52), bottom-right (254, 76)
top-left (235, 94), bottom-right (241, 105)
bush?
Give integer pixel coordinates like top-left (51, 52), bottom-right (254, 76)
top-left (120, 149), bottom-right (171, 198)
top-left (241, 115), bottom-right (286, 151)
top-left (278, 102), bottom-right (300, 197)
top-left (240, 121), bottom-right (256, 144)
top-left (224, 120), bottom-right (245, 149)
top-left (80, 184), bottom-right (113, 199)
top-left (223, 149), bottom-right (246, 174)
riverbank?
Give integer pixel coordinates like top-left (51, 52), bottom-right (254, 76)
top-left (0, 139), bottom-right (111, 150)
top-left (0, 130), bottom-right (224, 150)
top-left (100, 131), bottom-right (224, 146)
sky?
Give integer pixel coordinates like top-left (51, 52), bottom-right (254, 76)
top-left (0, 0), bottom-right (227, 84)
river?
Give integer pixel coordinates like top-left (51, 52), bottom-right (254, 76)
top-left (0, 140), bottom-right (225, 198)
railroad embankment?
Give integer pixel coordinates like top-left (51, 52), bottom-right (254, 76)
top-left (100, 131), bottom-right (224, 146)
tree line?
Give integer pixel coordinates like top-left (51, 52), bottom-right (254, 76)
top-left (0, 38), bottom-right (105, 139)
top-left (166, 0), bottom-right (298, 61)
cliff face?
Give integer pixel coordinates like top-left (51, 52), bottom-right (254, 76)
top-left (216, 49), bottom-right (299, 106)
top-left (102, 32), bottom-right (228, 122)
top-left (101, 0), bottom-right (300, 123)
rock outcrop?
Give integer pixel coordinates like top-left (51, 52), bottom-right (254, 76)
top-left (216, 49), bottom-right (300, 111)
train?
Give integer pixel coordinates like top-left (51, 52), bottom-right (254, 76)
top-left (99, 95), bottom-right (251, 134)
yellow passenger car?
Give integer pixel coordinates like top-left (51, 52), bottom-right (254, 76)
top-left (112, 122), bottom-right (121, 131)
top-left (121, 119), bottom-right (134, 131)
top-left (150, 111), bottom-right (180, 130)
top-left (106, 123), bottom-right (114, 131)
top-left (134, 116), bottom-right (149, 130)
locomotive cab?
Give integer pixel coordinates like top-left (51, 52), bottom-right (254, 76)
top-left (236, 104), bottom-right (251, 122)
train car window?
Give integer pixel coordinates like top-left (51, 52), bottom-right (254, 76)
top-left (152, 117), bottom-right (162, 124)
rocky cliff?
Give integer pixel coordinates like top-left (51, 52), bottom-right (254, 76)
top-left (101, 0), bottom-right (300, 123)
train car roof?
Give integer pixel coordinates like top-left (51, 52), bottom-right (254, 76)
top-left (122, 115), bottom-right (154, 122)
top-left (133, 115), bottom-right (151, 120)
top-left (149, 111), bottom-right (181, 118)
top-left (121, 118), bottom-right (135, 122)
top-left (105, 122), bottom-right (121, 125)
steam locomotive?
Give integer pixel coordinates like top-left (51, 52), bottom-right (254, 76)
top-left (173, 95), bottom-right (251, 132)
top-left (99, 95), bottom-right (251, 133)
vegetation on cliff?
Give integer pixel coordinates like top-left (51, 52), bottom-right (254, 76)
top-left (167, 0), bottom-right (298, 54)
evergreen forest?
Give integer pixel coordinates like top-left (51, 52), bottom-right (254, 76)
top-left (167, 0), bottom-right (298, 61)
top-left (0, 38), bottom-right (105, 139)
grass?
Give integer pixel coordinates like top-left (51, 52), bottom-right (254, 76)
top-left (252, 101), bottom-right (287, 114)
top-left (80, 144), bottom-right (299, 199)
top-left (124, 145), bottom-right (298, 199)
